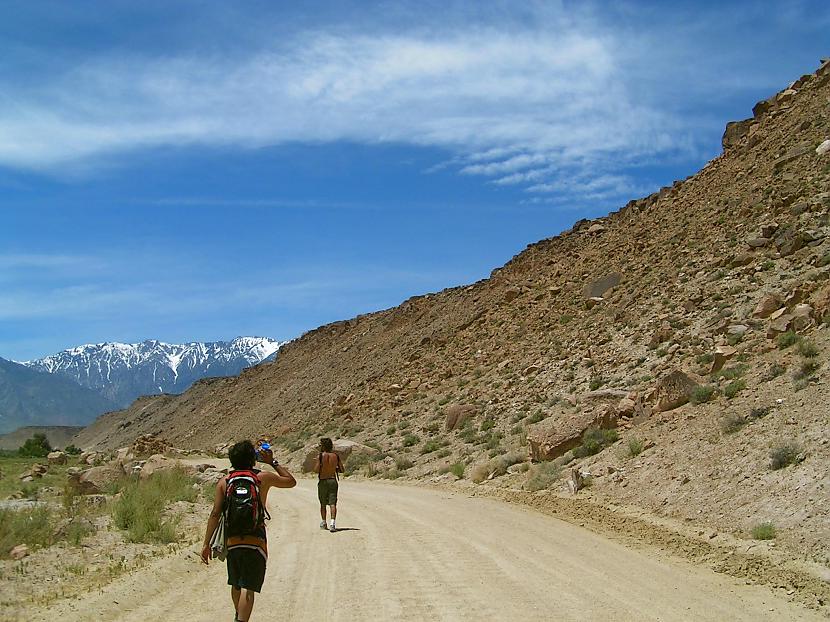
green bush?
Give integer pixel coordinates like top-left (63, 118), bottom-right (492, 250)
top-left (573, 428), bottom-right (618, 458)
top-left (0, 506), bottom-right (54, 557)
top-left (527, 411), bottom-right (545, 424)
top-left (420, 439), bottom-right (442, 454)
top-left (761, 363), bottom-right (785, 382)
top-left (402, 434), bottom-right (420, 447)
top-left (776, 331), bottom-right (800, 349)
top-left (479, 419), bottom-right (495, 432)
top-left (588, 377), bottom-right (604, 391)
top-left (723, 379), bottom-right (746, 399)
top-left (394, 456), bottom-right (413, 470)
top-left (719, 413), bottom-right (746, 434)
top-left (525, 462), bottom-right (561, 492)
top-left (449, 463), bottom-right (465, 478)
top-left (797, 339), bottom-right (819, 358)
top-left (711, 364), bottom-right (748, 381)
top-left (18, 434), bottom-right (52, 458)
top-left (64, 444), bottom-right (82, 455)
top-left (627, 437), bottom-right (644, 457)
top-left (690, 385), bottom-right (716, 404)
top-left (769, 442), bottom-right (801, 470)
top-left (111, 467), bottom-right (196, 543)
top-left (751, 521), bottom-right (776, 540)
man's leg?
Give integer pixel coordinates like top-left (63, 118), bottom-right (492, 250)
top-left (236, 588), bottom-right (256, 621)
top-left (231, 587), bottom-right (241, 620)
top-left (329, 503), bottom-right (337, 531)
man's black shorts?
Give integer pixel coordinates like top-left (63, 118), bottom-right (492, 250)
top-left (227, 548), bottom-right (267, 593)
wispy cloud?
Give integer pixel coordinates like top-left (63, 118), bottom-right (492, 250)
top-left (0, 1), bottom-right (821, 205)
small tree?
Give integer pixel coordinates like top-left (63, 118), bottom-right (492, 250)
top-left (18, 433), bottom-right (52, 458)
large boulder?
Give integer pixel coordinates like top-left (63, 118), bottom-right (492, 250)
top-left (69, 463), bottom-right (125, 495)
top-left (582, 272), bottom-right (622, 301)
top-left (526, 407), bottom-right (618, 462)
top-left (653, 370), bottom-right (700, 412)
top-left (722, 119), bottom-right (752, 151)
top-left (301, 439), bottom-right (376, 473)
top-left (139, 454), bottom-right (196, 479)
top-left (131, 434), bottom-right (171, 457)
top-left (445, 404), bottom-right (478, 431)
top-left (47, 451), bottom-right (67, 466)
top-left (753, 293), bottom-right (784, 319)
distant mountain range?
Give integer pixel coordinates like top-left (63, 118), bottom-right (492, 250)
top-left (23, 337), bottom-right (282, 408)
top-left (0, 358), bottom-right (117, 434)
top-left (0, 337), bottom-right (282, 434)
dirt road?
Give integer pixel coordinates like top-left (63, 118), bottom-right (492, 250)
top-left (34, 479), bottom-right (823, 622)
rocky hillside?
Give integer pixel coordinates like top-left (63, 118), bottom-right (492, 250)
top-left (77, 60), bottom-right (830, 572)
top-left (24, 337), bottom-right (282, 408)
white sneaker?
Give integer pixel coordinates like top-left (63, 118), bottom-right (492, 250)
top-left (329, 521), bottom-right (336, 532)
top-left (320, 521), bottom-right (327, 529)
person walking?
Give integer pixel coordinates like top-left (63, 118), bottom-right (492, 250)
top-left (201, 439), bottom-right (296, 622)
top-left (314, 437), bottom-right (343, 532)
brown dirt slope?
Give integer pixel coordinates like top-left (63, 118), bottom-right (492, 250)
top-left (76, 60), bottom-right (830, 575)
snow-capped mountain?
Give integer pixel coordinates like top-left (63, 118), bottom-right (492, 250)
top-left (23, 337), bottom-right (283, 408)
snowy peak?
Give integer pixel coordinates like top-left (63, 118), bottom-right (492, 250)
top-left (24, 337), bottom-right (283, 408)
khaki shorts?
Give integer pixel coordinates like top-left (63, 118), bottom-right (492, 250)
top-left (318, 478), bottom-right (338, 506)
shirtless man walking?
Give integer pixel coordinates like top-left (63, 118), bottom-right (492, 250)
top-left (201, 440), bottom-right (296, 622)
top-left (314, 437), bottom-right (343, 532)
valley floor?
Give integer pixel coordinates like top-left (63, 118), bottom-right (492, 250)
top-left (26, 478), bottom-right (824, 622)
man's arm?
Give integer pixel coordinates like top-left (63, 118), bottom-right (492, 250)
top-left (257, 446), bottom-right (297, 489)
top-left (200, 479), bottom-right (225, 564)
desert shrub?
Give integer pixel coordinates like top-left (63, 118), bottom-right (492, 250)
top-left (382, 468), bottom-right (401, 480)
top-left (712, 364), bottom-right (748, 381)
top-left (386, 426), bottom-right (396, 435)
top-left (527, 411), bottom-right (545, 424)
top-left (793, 360), bottom-right (820, 381)
top-left (723, 379), bottom-right (746, 399)
top-left (797, 339), bottom-right (819, 358)
top-left (749, 406), bottom-right (771, 420)
top-left (769, 442), bottom-right (802, 470)
top-left (394, 456), bottom-right (413, 470)
top-left (761, 362), bottom-right (786, 382)
top-left (435, 448), bottom-right (451, 459)
top-left (719, 412), bottom-right (746, 434)
top-left (696, 353), bottom-right (714, 365)
top-left (751, 521), bottom-right (776, 540)
top-left (776, 331), bottom-right (800, 349)
top-left (402, 434), bottom-right (420, 447)
top-left (64, 444), bottom-right (82, 455)
top-left (627, 437), bottom-right (644, 457)
top-left (112, 466), bottom-right (196, 543)
top-left (573, 428), bottom-right (618, 458)
top-left (525, 462), bottom-right (562, 492)
top-left (690, 385), bottom-right (716, 404)
top-left (480, 419), bottom-right (495, 432)
top-left (420, 439), bottom-right (445, 455)
top-left (18, 434), bottom-right (51, 458)
top-left (449, 463), bottom-right (465, 478)
top-left (344, 451), bottom-right (376, 475)
top-left (0, 506), bottom-right (54, 557)
top-left (471, 451), bottom-right (524, 483)
top-left (588, 377), bottom-right (604, 391)
top-left (559, 314), bottom-right (573, 324)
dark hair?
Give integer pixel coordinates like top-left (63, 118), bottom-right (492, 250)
top-left (320, 437), bottom-right (333, 453)
top-left (229, 440), bottom-right (256, 470)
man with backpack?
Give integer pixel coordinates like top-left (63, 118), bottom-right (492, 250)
top-left (201, 440), bottom-right (296, 622)
top-left (313, 437), bottom-right (343, 532)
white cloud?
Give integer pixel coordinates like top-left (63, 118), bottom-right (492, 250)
top-left (0, 3), bottom-right (787, 203)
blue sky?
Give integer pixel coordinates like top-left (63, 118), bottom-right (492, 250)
top-left (1, 1), bottom-right (828, 361)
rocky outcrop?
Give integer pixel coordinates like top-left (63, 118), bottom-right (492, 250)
top-left (527, 407), bottom-right (618, 462)
top-left (445, 404), bottom-right (478, 431)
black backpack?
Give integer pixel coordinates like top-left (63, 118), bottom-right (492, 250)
top-left (224, 470), bottom-right (269, 537)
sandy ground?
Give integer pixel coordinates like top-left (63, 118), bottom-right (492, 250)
top-left (28, 478), bottom-right (825, 622)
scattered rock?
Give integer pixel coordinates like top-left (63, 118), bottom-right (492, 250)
top-left (753, 293), bottom-right (784, 319)
top-left (68, 463), bottom-right (125, 495)
top-left (653, 370), bottom-right (700, 412)
top-left (47, 451), bottom-right (67, 465)
top-left (722, 119), bottom-right (752, 151)
top-left (710, 345), bottom-right (737, 374)
top-left (503, 287), bottom-right (521, 303)
top-left (10, 544), bottom-right (29, 560)
top-left (582, 272), bottom-right (623, 300)
top-left (816, 139), bottom-right (830, 156)
top-left (445, 404), bottom-right (478, 431)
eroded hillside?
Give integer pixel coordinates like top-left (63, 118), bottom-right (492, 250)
top-left (77, 59), bottom-right (830, 575)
